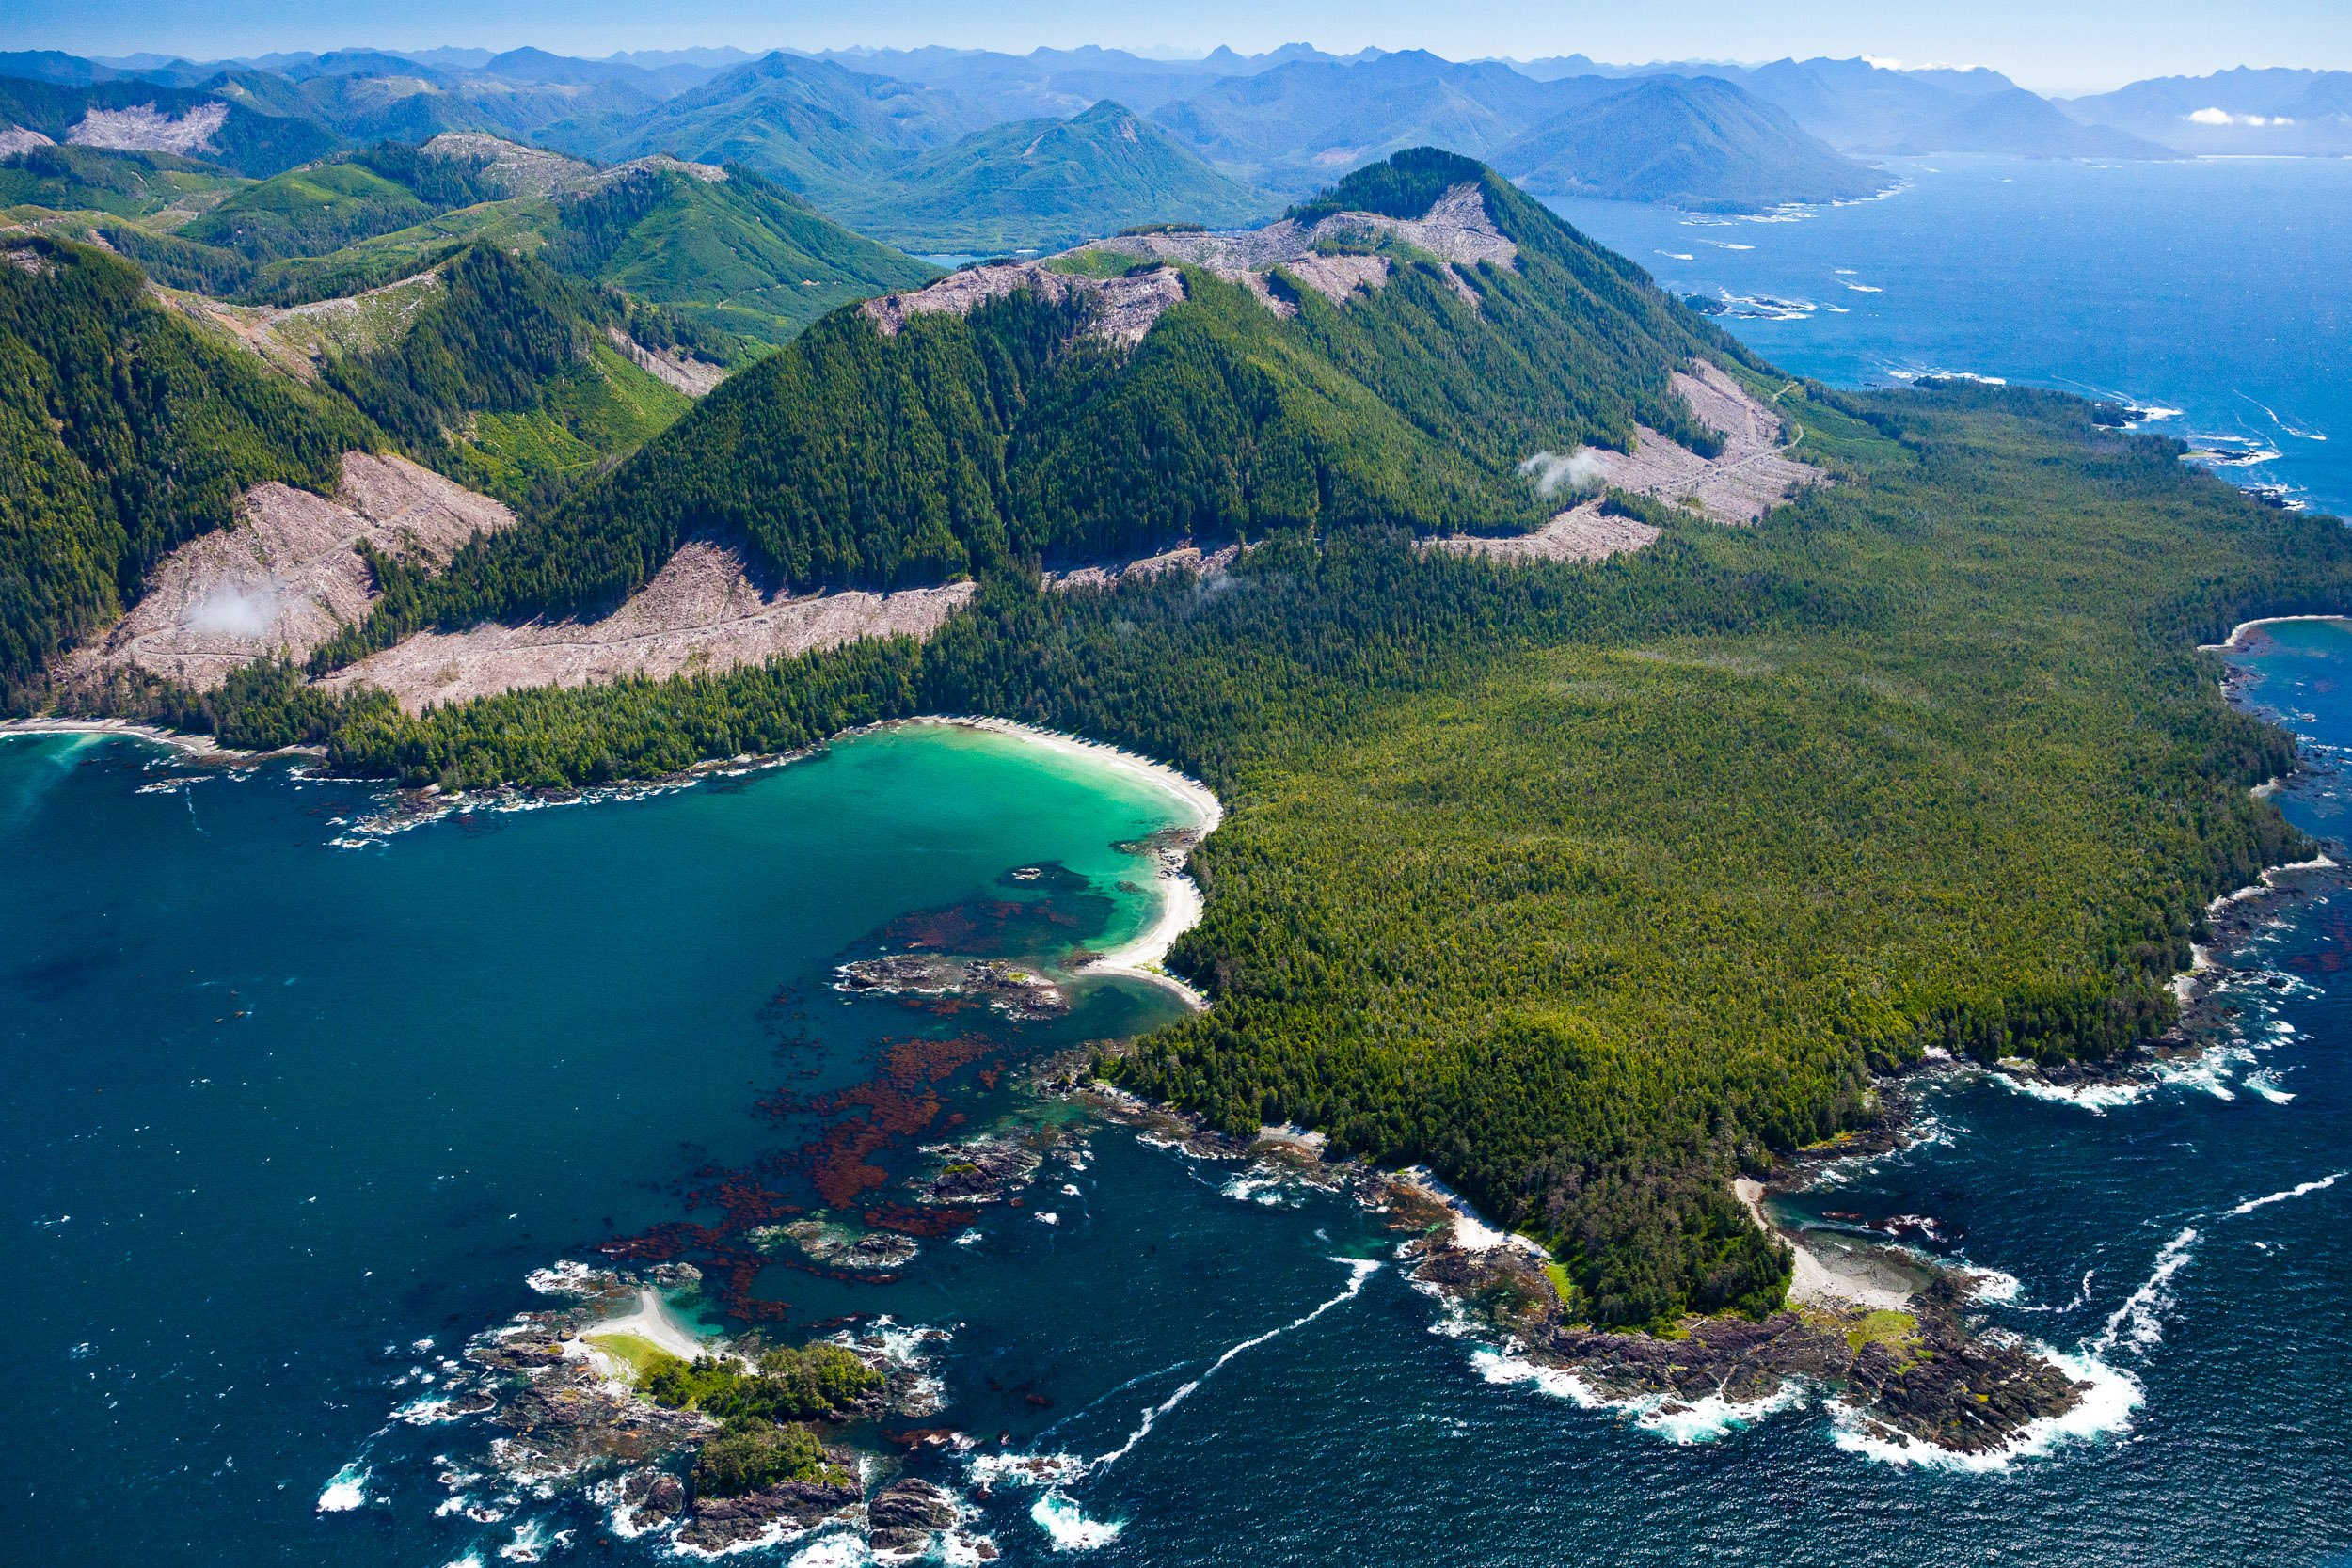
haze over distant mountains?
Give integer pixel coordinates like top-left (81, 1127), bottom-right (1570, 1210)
top-left (3, 37), bottom-right (2345, 271)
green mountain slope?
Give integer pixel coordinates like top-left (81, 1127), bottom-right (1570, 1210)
top-left (316, 149), bottom-right (1730, 647)
top-left (0, 143), bottom-right (235, 218)
top-left (832, 101), bottom-right (1275, 253)
top-left (542, 161), bottom-right (936, 345)
top-left (314, 243), bottom-right (691, 501)
top-left (178, 159), bottom-right (433, 258)
top-left (1495, 75), bottom-right (1889, 210)
top-left (0, 235), bottom-right (368, 696)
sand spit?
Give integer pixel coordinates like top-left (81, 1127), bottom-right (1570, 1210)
top-left (2200, 613), bottom-right (2352, 652)
top-left (320, 543), bottom-right (975, 712)
top-left (1737, 1178), bottom-right (1919, 1312)
top-left (56, 452), bottom-right (516, 696)
top-left (1435, 362), bottom-right (1821, 564)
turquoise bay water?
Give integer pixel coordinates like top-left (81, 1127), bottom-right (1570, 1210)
top-left (1551, 156), bottom-right (2352, 517)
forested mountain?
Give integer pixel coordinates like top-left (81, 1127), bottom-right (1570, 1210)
top-left (6, 130), bottom-right (932, 352)
top-left (1495, 76), bottom-right (1890, 209)
top-left (0, 237), bottom-right (367, 697)
top-left (2061, 68), bottom-right (2352, 155)
top-left (1877, 87), bottom-right (2174, 159)
top-left (306, 243), bottom-right (693, 502)
top-left (542, 160), bottom-right (937, 344)
top-left (1143, 52), bottom-right (1889, 209)
top-left (1148, 51), bottom-right (1599, 191)
top-left (826, 102), bottom-right (1273, 253)
top-left (8, 141), bottom-right (2346, 1329)
top-left (307, 149), bottom-right (1731, 655)
top-left (540, 52), bottom-right (990, 199)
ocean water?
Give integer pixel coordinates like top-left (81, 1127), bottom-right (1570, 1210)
top-left (10, 642), bottom-right (2352, 1563)
top-left (1549, 155), bottom-right (2352, 517)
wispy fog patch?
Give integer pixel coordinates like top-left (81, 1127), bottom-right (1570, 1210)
top-left (186, 587), bottom-right (282, 639)
top-left (1518, 449), bottom-right (1610, 499)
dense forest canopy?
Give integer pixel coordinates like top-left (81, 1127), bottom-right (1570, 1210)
top-left (4, 148), bottom-right (2347, 1329)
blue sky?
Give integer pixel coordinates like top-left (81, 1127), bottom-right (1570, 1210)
top-left (8, 0), bottom-right (2348, 93)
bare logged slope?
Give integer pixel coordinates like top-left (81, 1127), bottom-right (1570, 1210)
top-left (317, 543), bottom-right (973, 711)
top-left (55, 452), bottom-right (513, 695)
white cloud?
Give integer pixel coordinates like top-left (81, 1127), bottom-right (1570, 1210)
top-left (2187, 107), bottom-right (2295, 126)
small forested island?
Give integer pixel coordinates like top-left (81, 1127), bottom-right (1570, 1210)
top-left (7, 140), bottom-right (2347, 1465)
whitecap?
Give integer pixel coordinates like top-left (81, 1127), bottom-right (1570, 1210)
top-left (1036, 1212), bottom-right (1060, 1226)
top-left (1964, 1267), bottom-right (2024, 1305)
top-left (316, 1461), bottom-right (370, 1513)
top-left (786, 1531), bottom-right (873, 1567)
top-left (1092, 1258), bottom-right (1379, 1471)
top-left (937, 1529), bottom-right (1000, 1566)
top-left (1841, 281), bottom-right (1884, 293)
top-left (1031, 1492), bottom-right (1121, 1551)
top-left (497, 1520), bottom-right (555, 1562)
top-left (967, 1451), bottom-right (1088, 1489)
top-left (524, 1259), bottom-right (600, 1296)
top-left (953, 1228), bottom-right (983, 1247)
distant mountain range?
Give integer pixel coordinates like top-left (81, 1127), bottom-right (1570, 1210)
top-left (4, 40), bottom-right (2346, 292)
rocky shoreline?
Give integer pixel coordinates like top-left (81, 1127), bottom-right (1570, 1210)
top-left (405, 1261), bottom-right (992, 1561)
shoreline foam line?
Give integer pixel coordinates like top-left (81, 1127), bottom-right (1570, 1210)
top-left (898, 715), bottom-right (1226, 1007)
top-left (0, 715), bottom-right (235, 756)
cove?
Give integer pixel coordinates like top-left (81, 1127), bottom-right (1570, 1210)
top-left (1, 721), bottom-right (1201, 1566)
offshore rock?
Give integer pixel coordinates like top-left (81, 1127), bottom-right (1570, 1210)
top-left (868, 1478), bottom-right (961, 1557)
top-left (835, 954), bottom-right (1070, 1021)
top-left (673, 1469), bottom-right (863, 1555)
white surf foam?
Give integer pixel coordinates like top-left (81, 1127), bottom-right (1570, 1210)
top-left (1031, 1492), bottom-right (1121, 1551)
top-left (1471, 1348), bottom-right (1804, 1443)
top-left (316, 1461), bottom-right (371, 1513)
top-left (2227, 1171), bottom-right (2343, 1216)
top-left (1830, 1347), bottom-right (2141, 1471)
top-left (2094, 1226), bottom-right (2201, 1355)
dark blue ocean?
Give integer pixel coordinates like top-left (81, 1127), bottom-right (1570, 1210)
top-left (1553, 155), bottom-right (2352, 518)
top-left (8, 159), bottom-right (2352, 1566)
